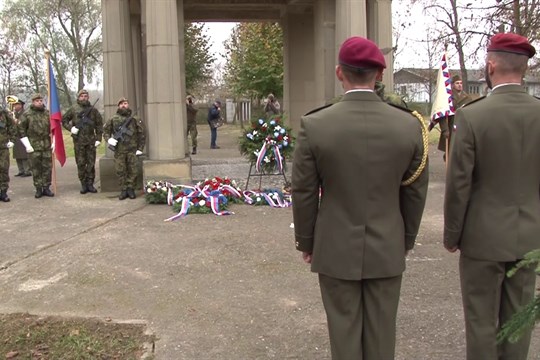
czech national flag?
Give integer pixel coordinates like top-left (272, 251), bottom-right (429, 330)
top-left (48, 60), bottom-right (66, 166)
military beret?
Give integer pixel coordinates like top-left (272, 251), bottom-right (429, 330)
top-left (31, 93), bottom-right (43, 101)
top-left (15, 99), bottom-right (25, 106)
top-left (451, 74), bottom-right (462, 83)
top-left (338, 36), bottom-right (386, 70)
top-left (117, 97), bottom-right (128, 106)
top-left (487, 33), bottom-right (536, 58)
top-left (77, 89), bottom-right (89, 97)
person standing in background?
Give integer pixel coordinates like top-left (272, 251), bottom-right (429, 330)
top-left (186, 95), bottom-right (198, 155)
top-left (10, 99), bottom-right (31, 177)
top-left (0, 107), bottom-right (16, 202)
top-left (207, 100), bottom-right (222, 149)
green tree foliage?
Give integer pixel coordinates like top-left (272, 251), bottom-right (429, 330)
top-left (184, 22), bottom-right (216, 94)
top-left (224, 23), bottom-right (283, 99)
top-left (497, 249), bottom-right (540, 344)
top-left (0, 0), bottom-right (101, 106)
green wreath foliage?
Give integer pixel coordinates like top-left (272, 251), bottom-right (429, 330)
top-left (239, 115), bottom-right (295, 174)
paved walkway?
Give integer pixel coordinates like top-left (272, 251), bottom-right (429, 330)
top-left (0, 125), bottom-right (538, 359)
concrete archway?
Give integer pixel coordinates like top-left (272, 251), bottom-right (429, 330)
top-left (100, 0), bottom-right (393, 190)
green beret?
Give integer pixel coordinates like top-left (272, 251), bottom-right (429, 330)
top-left (117, 97), bottom-right (128, 106)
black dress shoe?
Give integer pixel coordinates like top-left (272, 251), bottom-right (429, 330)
top-left (42, 187), bottom-right (54, 197)
top-left (86, 183), bottom-right (97, 193)
top-left (22, 172), bottom-right (32, 177)
top-left (35, 188), bottom-right (43, 198)
top-left (0, 190), bottom-right (9, 202)
top-left (119, 190), bottom-right (128, 200)
top-left (14, 172), bottom-right (24, 177)
top-left (127, 188), bottom-right (136, 199)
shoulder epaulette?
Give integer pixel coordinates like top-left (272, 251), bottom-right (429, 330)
top-left (303, 103), bottom-right (333, 116)
top-left (462, 96), bottom-right (486, 107)
top-left (386, 102), bottom-right (412, 113)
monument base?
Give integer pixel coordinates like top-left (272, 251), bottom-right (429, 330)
top-left (142, 158), bottom-right (192, 185)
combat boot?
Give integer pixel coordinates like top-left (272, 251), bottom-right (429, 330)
top-left (192, 147), bottom-right (197, 155)
top-left (127, 188), bottom-right (136, 199)
top-left (42, 186), bottom-right (54, 197)
top-left (80, 182), bottom-right (88, 194)
top-left (35, 188), bottom-right (43, 198)
top-left (86, 182), bottom-right (97, 193)
top-left (0, 190), bottom-right (9, 202)
top-left (119, 190), bottom-right (128, 200)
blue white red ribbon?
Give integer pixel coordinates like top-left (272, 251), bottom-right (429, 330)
top-left (255, 140), bottom-right (284, 173)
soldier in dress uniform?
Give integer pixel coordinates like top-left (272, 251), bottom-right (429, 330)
top-left (103, 97), bottom-right (145, 200)
top-left (10, 99), bottom-right (31, 177)
top-left (292, 36), bottom-right (429, 360)
top-left (444, 33), bottom-right (539, 360)
top-left (62, 89), bottom-right (103, 194)
top-left (437, 74), bottom-right (472, 160)
top-left (0, 107), bottom-right (17, 202)
top-left (18, 93), bottom-right (54, 198)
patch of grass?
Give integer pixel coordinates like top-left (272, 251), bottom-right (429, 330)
top-left (0, 313), bottom-right (155, 359)
top-left (62, 130), bottom-right (106, 158)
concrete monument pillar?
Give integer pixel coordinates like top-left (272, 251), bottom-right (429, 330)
top-left (368, 0), bottom-right (394, 90)
top-left (283, 11), bottom-right (317, 132)
top-left (142, 0), bottom-right (191, 183)
top-left (99, 0), bottom-right (138, 191)
top-left (334, 0), bottom-right (368, 95)
top-left (314, 0), bottom-right (337, 106)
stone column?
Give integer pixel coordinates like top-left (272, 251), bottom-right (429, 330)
top-left (99, 0), bottom-right (137, 191)
top-left (334, 0), bottom-right (368, 95)
top-left (368, 0), bottom-right (394, 91)
top-left (142, 0), bottom-right (191, 183)
top-left (283, 11), bottom-right (317, 133)
top-left (314, 0), bottom-right (337, 106)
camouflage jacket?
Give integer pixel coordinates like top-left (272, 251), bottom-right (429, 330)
top-left (103, 109), bottom-right (146, 153)
top-left (18, 106), bottom-right (51, 151)
top-left (0, 109), bottom-right (17, 150)
top-left (62, 100), bottom-right (103, 145)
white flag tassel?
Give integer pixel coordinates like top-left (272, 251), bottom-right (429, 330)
top-left (429, 53), bottom-right (455, 131)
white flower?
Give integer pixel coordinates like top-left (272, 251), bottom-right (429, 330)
top-left (198, 200), bottom-right (206, 206)
top-left (264, 156), bottom-right (270, 163)
top-left (256, 197), bottom-right (261, 202)
top-left (146, 188), bottom-right (153, 193)
top-left (275, 125), bottom-right (282, 131)
top-left (253, 130), bottom-right (258, 135)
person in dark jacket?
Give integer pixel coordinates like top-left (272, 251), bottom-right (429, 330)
top-left (207, 100), bottom-right (222, 149)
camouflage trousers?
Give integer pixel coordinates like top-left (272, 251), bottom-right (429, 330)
top-left (0, 148), bottom-right (9, 191)
top-left (74, 142), bottom-right (97, 183)
top-left (187, 122), bottom-right (198, 148)
top-left (29, 150), bottom-right (52, 188)
top-left (114, 151), bottom-right (138, 190)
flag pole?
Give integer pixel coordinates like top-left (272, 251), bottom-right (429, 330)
top-left (445, 114), bottom-right (450, 170)
top-left (45, 50), bottom-right (58, 194)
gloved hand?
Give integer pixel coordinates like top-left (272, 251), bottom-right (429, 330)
top-left (51, 141), bottom-right (55, 152)
top-left (6, 141), bottom-right (14, 148)
top-left (70, 126), bottom-right (79, 135)
top-left (135, 150), bottom-right (143, 156)
top-left (20, 137), bottom-right (34, 153)
top-left (94, 141), bottom-right (101, 147)
top-left (107, 138), bottom-right (118, 147)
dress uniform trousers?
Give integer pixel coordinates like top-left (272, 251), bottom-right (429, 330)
top-left (319, 274), bottom-right (403, 360)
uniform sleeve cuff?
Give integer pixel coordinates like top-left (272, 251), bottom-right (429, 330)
top-left (405, 233), bottom-right (417, 250)
top-left (295, 234), bottom-right (314, 252)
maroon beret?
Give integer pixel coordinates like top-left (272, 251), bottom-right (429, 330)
top-left (338, 36), bottom-right (386, 70)
top-left (487, 33), bottom-right (536, 58)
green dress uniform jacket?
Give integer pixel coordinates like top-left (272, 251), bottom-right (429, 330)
top-left (444, 85), bottom-right (540, 258)
top-left (292, 90), bottom-right (429, 280)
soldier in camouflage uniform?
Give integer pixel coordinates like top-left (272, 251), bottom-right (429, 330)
top-left (186, 95), bottom-right (198, 155)
top-left (0, 108), bottom-right (17, 202)
top-left (62, 89), bottom-right (103, 194)
top-left (103, 97), bottom-right (146, 200)
top-left (18, 93), bottom-right (55, 198)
